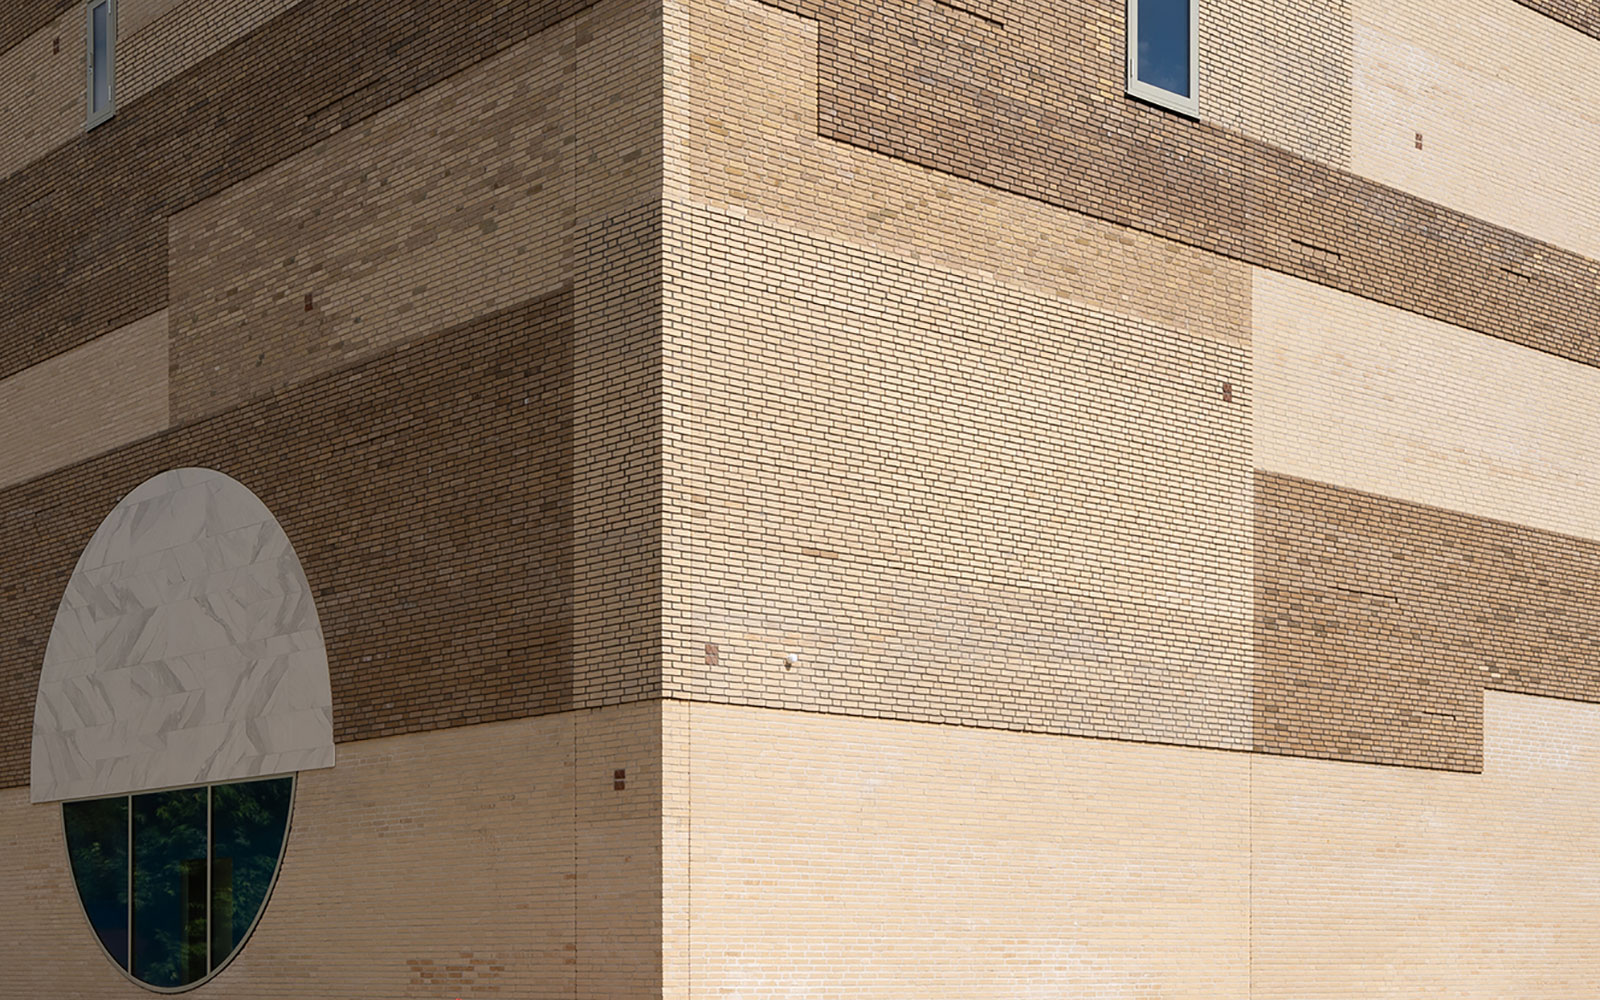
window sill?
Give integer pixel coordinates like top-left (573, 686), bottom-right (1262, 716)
top-left (1126, 80), bottom-right (1199, 119)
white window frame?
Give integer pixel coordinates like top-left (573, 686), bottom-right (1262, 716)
top-left (86, 0), bottom-right (117, 129)
top-left (1126, 0), bottom-right (1199, 118)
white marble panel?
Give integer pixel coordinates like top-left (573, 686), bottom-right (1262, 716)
top-left (30, 468), bottom-right (335, 802)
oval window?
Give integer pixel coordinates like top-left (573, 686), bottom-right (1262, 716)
top-left (62, 776), bottom-right (294, 991)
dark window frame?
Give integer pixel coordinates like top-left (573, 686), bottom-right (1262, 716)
top-left (61, 776), bottom-right (295, 994)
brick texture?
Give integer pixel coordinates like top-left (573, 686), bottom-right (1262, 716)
top-left (1254, 472), bottom-right (1600, 771)
top-left (664, 0), bottom-right (1251, 346)
top-left (1253, 268), bottom-right (1600, 546)
top-left (0, 0), bottom-right (591, 383)
top-left (116, 0), bottom-right (309, 106)
top-left (0, 292), bottom-right (580, 788)
top-left (1203, 0), bottom-right (1352, 167)
top-left (671, 695), bottom-right (1600, 998)
top-left (663, 203), bottom-right (1254, 749)
top-left (166, 15), bottom-right (576, 422)
top-left (0, 0), bottom-right (75, 57)
top-left (1352, 0), bottom-right (1600, 262)
top-left (0, 309), bottom-right (167, 492)
top-left (0, 705), bottom-right (666, 999)
top-left (1511, 0), bottom-right (1600, 38)
top-left (0, 4), bottom-right (83, 182)
top-left (793, 0), bottom-right (1600, 370)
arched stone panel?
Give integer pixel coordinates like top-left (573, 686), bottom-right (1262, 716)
top-left (30, 468), bottom-right (333, 802)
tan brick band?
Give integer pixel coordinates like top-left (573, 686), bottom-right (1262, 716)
top-left (0, 291), bottom-right (583, 789)
top-left (1254, 471), bottom-right (1600, 772)
top-left (0, 0), bottom-right (590, 383)
top-left (800, 0), bottom-right (1600, 370)
top-left (0, 309), bottom-right (167, 492)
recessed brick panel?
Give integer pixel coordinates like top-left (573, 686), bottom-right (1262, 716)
top-left (1254, 471), bottom-right (1600, 772)
top-left (0, 0), bottom-right (589, 383)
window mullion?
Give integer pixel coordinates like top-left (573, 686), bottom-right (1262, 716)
top-left (206, 785), bottom-right (213, 973)
top-left (125, 794), bottom-right (132, 972)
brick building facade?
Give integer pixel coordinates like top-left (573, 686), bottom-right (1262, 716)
top-left (2, 0), bottom-right (1598, 994)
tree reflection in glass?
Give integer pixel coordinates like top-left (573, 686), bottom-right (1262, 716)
top-left (211, 777), bottom-right (292, 965)
top-left (63, 796), bottom-right (129, 968)
top-left (62, 776), bottom-right (293, 988)
top-left (132, 787), bottom-right (208, 988)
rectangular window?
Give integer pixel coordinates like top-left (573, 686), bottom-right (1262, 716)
top-left (87, 0), bottom-right (116, 127)
top-left (1127, 0), bottom-right (1197, 117)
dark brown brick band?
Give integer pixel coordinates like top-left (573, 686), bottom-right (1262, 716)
top-left (1255, 471), bottom-right (1600, 773)
top-left (0, 0), bottom-right (590, 383)
top-left (0, 290), bottom-right (586, 789)
top-left (1512, 0), bottom-right (1600, 40)
top-left (0, 0), bottom-right (72, 56)
top-left (784, 0), bottom-right (1600, 370)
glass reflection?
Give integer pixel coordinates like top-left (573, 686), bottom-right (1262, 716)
top-left (63, 796), bottom-right (129, 968)
top-left (1137, 0), bottom-right (1190, 97)
top-left (132, 787), bottom-right (208, 988)
top-left (63, 777), bottom-right (293, 988)
top-left (91, 1), bottom-right (110, 114)
top-left (211, 777), bottom-right (292, 964)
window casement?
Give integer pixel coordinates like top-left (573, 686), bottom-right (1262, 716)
top-left (1126, 0), bottom-right (1198, 118)
top-left (86, 0), bottom-right (116, 128)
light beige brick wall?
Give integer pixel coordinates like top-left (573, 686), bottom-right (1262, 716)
top-left (1253, 267), bottom-right (1600, 543)
top-left (672, 693), bottom-right (1600, 998)
top-left (1252, 691), bottom-right (1600, 997)
top-left (1352, 0), bottom-right (1600, 260)
top-left (670, 700), bottom-right (1252, 998)
top-left (0, 4), bottom-right (84, 182)
top-left (663, 203), bottom-right (1253, 746)
top-left (675, 700), bottom-right (1248, 998)
top-left (662, 0), bottom-right (1252, 748)
top-left (0, 704), bottom-right (664, 998)
top-left (165, 17), bottom-right (577, 423)
top-left (1202, 0), bottom-right (1353, 167)
top-left (0, 310), bottom-right (168, 491)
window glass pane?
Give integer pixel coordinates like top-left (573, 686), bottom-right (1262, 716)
top-left (91, 1), bottom-right (110, 115)
top-left (63, 797), bottom-right (129, 969)
top-left (210, 777), bottom-right (292, 969)
top-left (132, 787), bottom-right (208, 988)
top-left (1136, 0), bottom-right (1190, 97)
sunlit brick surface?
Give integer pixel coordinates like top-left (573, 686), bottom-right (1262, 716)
top-left (672, 694), bottom-right (1600, 998)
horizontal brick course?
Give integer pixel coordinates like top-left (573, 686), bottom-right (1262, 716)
top-left (0, 291), bottom-right (580, 788)
top-left (1254, 472), bottom-right (1600, 771)
top-left (804, 0), bottom-right (1600, 370)
top-left (0, 0), bottom-right (589, 382)
top-left (664, 202), bottom-right (1254, 749)
top-left (0, 0), bottom-right (74, 58)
